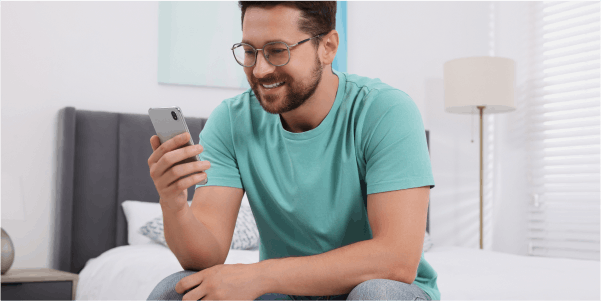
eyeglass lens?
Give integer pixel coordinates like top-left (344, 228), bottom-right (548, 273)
top-left (233, 42), bottom-right (289, 67)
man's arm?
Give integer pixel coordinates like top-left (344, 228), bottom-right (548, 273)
top-left (256, 186), bottom-right (430, 296)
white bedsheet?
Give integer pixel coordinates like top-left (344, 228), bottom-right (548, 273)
top-left (76, 244), bottom-right (260, 301)
top-left (425, 246), bottom-right (599, 300)
top-left (75, 244), bottom-right (599, 300)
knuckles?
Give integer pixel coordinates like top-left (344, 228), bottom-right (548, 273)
top-left (177, 180), bottom-right (188, 190)
top-left (182, 294), bottom-right (194, 301)
top-left (171, 164), bottom-right (182, 177)
top-left (177, 278), bottom-right (189, 290)
top-left (149, 166), bottom-right (156, 179)
top-left (150, 149), bottom-right (209, 182)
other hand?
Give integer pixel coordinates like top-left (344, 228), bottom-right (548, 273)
top-left (175, 263), bottom-right (267, 301)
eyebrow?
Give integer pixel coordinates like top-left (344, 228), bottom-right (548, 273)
top-left (240, 38), bottom-right (294, 47)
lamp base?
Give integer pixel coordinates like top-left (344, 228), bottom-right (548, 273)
top-left (1, 228), bottom-right (15, 274)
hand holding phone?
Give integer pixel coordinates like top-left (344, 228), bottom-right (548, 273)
top-left (148, 107), bottom-right (210, 212)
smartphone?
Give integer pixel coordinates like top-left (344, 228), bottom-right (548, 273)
top-left (148, 106), bottom-right (207, 185)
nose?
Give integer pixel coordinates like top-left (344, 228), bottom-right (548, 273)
top-left (253, 50), bottom-right (276, 79)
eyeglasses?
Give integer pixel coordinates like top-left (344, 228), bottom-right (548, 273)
top-left (231, 33), bottom-right (327, 67)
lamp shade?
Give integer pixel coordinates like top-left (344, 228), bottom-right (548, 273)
top-left (444, 56), bottom-right (516, 114)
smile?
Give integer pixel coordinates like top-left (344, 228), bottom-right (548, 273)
top-left (262, 82), bottom-right (285, 89)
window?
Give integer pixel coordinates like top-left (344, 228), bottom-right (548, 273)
top-left (525, 1), bottom-right (600, 261)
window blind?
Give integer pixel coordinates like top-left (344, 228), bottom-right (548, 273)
top-left (526, 1), bottom-right (600, 261)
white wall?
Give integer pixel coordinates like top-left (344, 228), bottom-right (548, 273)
top-left (1, 1), bottom-right (246, 270)
top-left (1, 1), bottom-right (530, 270)
top-left (349, 1), bottom-right (497, 250)
top-left (491, 1), bottom-right (531, 256)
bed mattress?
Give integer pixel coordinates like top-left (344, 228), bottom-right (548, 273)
top-left (75, 244), bottom-right (600, 300)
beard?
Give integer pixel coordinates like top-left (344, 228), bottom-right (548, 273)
top-left (250, 54), bottom-right (324, 115)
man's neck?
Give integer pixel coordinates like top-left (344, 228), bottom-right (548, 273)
top-left (280, 69), bottom-right (339, 133)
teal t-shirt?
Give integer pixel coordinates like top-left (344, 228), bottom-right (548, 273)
top-left (195, 69), bottom-right (439, 300)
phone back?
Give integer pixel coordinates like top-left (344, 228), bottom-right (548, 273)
top-left (148, 107), bottom-right (206, 184)
top-left (148, 107), bottom-right (193, 145)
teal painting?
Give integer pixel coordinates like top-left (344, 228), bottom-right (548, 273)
top-left (158, 2), bottom-right (347, 89)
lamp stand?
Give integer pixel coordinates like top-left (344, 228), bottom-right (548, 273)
top-left (478, 105), bottom-right (485, 250)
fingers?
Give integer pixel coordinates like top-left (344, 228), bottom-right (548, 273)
top-left (148, 132), bottom-right (190, 167)
top-left (153, 144), bottom-right (205, 183)
top-left (181, 282), bottom-right (204, 301)
top-left (163, 163), bottom-right (210, 192)
top-left (176, 274), bottom-right (203, 295)
top-left (149, 135), bottom-right (160, 152)
top-left (148, 131), bottom-right (210, 197)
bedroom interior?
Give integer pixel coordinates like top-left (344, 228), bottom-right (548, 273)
top-left (1, 1), bottom-right (599, 300)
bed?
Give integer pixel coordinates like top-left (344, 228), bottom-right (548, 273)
top-left (53, 107), bottom-right (600, 300)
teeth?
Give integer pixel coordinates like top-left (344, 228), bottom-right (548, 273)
top-left (262, 82), bottom-right (284, 88)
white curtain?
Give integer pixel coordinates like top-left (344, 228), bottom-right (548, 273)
top-left (524, 1), bottom-right (600, 261)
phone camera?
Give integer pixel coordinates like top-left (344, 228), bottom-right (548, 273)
top-left (171, 111), bottom-right (178, 120)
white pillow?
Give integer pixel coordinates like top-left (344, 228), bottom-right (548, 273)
top-left (423, 231), bottom-right (433, 252)
top-left (229, 204), bottom-right (260, 250)
top-left (123, 193), bottom-right (252, 246)
top-left (121, 200), bottom-right (192, 245)
top-left (138, 216), bottom-right (167, 247)
top-left (140, 203), bottom-right (260, 250)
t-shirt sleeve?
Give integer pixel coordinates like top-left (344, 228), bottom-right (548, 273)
top-left (195, 101), bottom-right (243, 190)
top-left (362, 89), bottom-right (435, 195)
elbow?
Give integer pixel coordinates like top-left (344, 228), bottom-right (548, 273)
top-left (180, 250), bottom-right (223, 271)
top-left (403, 271), bottom-right (417, 285)
top-left (392, 262), bottom-right (418, 285)
top-left (180, 258), bottom-right (206, 272)
top-left (181, 261), bottom-right (218, 272)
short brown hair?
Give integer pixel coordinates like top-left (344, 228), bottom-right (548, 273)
top-left (238, 1), bottom-right (337, 49)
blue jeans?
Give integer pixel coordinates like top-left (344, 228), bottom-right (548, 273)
top-left (147, 270), bottom-right (432, 301)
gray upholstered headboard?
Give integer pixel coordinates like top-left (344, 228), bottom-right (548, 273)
top-left (53, 107), bottom-right (208, 274)
top-left (52, 106), bottom-right (431, 274)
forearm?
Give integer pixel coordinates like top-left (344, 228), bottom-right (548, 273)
top-left (161, 202), bottom-right (223, 270)
top-left (257, 238), bottom-right (408, 296)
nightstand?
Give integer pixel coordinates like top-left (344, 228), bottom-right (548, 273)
top-left (1, 268), bottom-right (78, 300)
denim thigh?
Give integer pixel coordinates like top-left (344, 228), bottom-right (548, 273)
top-left (255, 293), bottom-right (294, 300)
top-left (347, 279), bottom-right (431, 301)
top-left (147, 270), bottom-right (199, 301)
top-left (274, 279), bottom-right (428, 301)
top-left (147, 270), bottom-right (296, 301)
top-left (147, 272), bottom-right (430, 301)
top-left (286, 293), bottom-right (349, 300)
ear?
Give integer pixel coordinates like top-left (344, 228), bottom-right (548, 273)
top-left (319, 30), bottom-right (339, 66)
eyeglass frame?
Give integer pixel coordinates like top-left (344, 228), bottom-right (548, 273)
top-left (231, 32), bottom-right (328, 67)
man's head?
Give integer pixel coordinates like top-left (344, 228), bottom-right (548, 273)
top-left (237, 1), bottom-right (338, 115)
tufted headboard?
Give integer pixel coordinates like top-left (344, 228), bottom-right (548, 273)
top-left (52, 106), bottom-right (431, 274)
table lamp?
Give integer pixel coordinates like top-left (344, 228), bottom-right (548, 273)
top-left (443, 56), bottom-right (517, 249)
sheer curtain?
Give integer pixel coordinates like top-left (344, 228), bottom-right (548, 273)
top-left (524, 1), bottom-right (600, 261)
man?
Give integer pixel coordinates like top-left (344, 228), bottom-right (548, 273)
top-left (147, 1), bottom-right (438, 300)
